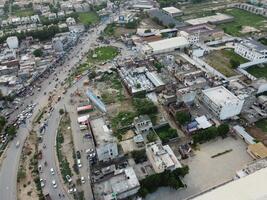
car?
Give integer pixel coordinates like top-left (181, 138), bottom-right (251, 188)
top-left (52, 180), bottom-right (57, 188)
top-left (68, 187), bottom-right (77, 194)
top-left (76, 151), bottom-right (81, 159)
top-left (50, 168), bottom-right (55, 175)
top-left (40, 179), bottom-right (46, 188)
top-left (81, 176), bottom-right (85, 184)
top-left (38, 164), bottom-right (42, 172)
top-left (66, 175), bottom-right (72, 183)
top-left (85, 148), bottom-right (94, 154)
top-left (77, 159), bottom-right (82, 168)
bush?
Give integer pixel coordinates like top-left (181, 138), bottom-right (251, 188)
top-left (175, 111), bottom-right (190, 125)
top-left (133, 98), bottom-right (158, 116)
top-left (59, 109), bottom-right (65, 115)
top-left (147, 131), bottom-right (157, 143)
top-left (132, 149), bottom-right (147, 164)
top-left (33, 49), bottom-right (43, 57)
top-left (217, 123), bottom-right (229, 138)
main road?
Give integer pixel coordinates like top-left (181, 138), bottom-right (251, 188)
top-left (0, 17), bottom-right (112, 200)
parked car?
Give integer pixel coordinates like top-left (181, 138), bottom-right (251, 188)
top-left (40, 179), bottom-right (46, 188)
top-left (50, 168), bottom-right (55, 175)
top-left (66, 175), bottom-right (72, 183)
top-left (76, 151), bottom-right (81, 159)
top-left (52, 180), bottom-right (57, 188)
top-left (81, 176), bottom-right (85, 184)
top-left (77, 159), bottom-right (82, 168)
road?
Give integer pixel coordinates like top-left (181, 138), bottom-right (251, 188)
top-left (0, 18), bottom-right (111, 200)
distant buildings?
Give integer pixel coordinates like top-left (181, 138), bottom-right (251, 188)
top-left (202, 86), bottom-right (244, 120)
top-left (146, 142), bottom-right (182, 173)
top-left (235, 39), bottom-right (267, 61)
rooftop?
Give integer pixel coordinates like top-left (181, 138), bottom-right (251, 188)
top-left (162, 6), bottom-right (182, 14)
top-left (147, 37), bottom-right (189, 52)
top-left (185, 13), bottom-right (233, 25)
top-left (203, 86), bottom-right (241, 106)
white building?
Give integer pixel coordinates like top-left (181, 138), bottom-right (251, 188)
top-left (146, 143), bottom-right (182, 173)
top-left (6, 36), bottom-right (19, 49)
top-left (202, 86), bottom-right (244, 120)
top-left (142, 37), bottom-right (189, 55)
top-left (162, 6), bottom-right (183, 17)
top-left (235, 39), bottom-right (267, 61)
top-left (96, 142), bottom-right (118, 162)
top-left (133, 115), bottom-right (153, 134)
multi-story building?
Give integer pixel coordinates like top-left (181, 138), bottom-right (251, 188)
top-left (234, 39), bottom-right (267, 61)
top-left (202, 86), bottom-right (244, 120)
top-left (133, 115), bottom-right (153, 134)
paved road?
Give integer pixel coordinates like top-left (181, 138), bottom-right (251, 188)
top-left (0, 18), bottom-right (111, 200)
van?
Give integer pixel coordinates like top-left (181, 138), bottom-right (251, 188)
top-left (16, 141), bottom-right (20, 148)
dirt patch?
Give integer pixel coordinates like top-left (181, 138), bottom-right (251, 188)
top-left (240, 26), bottom-right (260, 34)
top-left (247, 126), bottom-right (267, 146)
top-left (17, 132), bottom-right (39, 200)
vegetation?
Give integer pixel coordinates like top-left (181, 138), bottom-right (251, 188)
top-left (132, 149), bottom-right (147, 164)
top-left (156, 124), bottom-right (178, 143)
top-left (258, 37), bottom-right (267, 46)
top-left (112, 111), bottom-right (136, 129)
top-left (33, 49), bottom-right (43, 57)
top-left (219, 8), bottom-right (266, 36)
top-left (77, 12), bottom-right (99, 26)
top-left (89, 46), bottom-right (119, 62)
top-left (147, 131), bottom-right (158, 143)
top-left (103, 23), bottom-right (116, 36)
top-left (0, 116), bottom-right (7, 132)
top-left (59, 109), bottom-right (65, 115)
top-left (154, 62), bottom-right (164, 72)
top-left (125, 19), bottom-right (139, 29)
top-left (175, 111), bottom-right (191, 125)
top-left (193, 124), bottom-right (230, 144)
top-left (138, 166), bottom-right (189, 197)
top-left (246, 64), bottom-right (267, 79)
top-left (133, 98), bottom-right (158, 116)
top-left (5, 125), bottom-right (17, 138)
top-left (255, 118), bottom-right (267, 134)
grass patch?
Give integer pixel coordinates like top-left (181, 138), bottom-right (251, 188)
top-left (246, 64), bottom-right (267, 79)
top-left (14, 9), bottom-right (35, 17)
top-left (219, 8), bottom-right (266, 36)
top-left (205, 49), bottom-right (247, 77)
top-left (155, 124), bottom-right (178, 144)
top-left (77, 12), bottom-right (99, 26)
top-left (255, 118), bottom-right (267, 134)
top-left (34, 109), bottom-right (44, 123)
top-left (88, 46), bottom-right (119, 62)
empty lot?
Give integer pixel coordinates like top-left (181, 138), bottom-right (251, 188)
top-left (145, 137), bottom-right (253, 200)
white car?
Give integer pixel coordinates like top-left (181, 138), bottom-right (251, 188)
top-left (40, 179), bottom-right (45, 188)
top-left (68, 187), bottom-right (77, 194)
top-left (50, 168), bottom-right (55, 175)
top-left (81, 176), bottom-right (85, 184)
top-left (77, 159), bottom-right (82, 168)
top-left (52, 180), bottom-right (57, 188)
top-left (66, 175), bottom-right (72, 183)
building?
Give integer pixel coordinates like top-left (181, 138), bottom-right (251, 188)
top-left (191, 167), bottom-right (267, 200)
top-left (142, 36), bottom-right (189, 55)
top-left (146, 142), bottom-right (182, 173)
top-left (94, 167), bottom-right (140, 200)
top-left (133, 115), bottom-right (153, 134)
top-left (247, 142), bottom-right (267, 159)
top-left (185, 13), bottom-right (234, 26)
top-left (96, 142), bottom-right (119, 162)
top-left (202, 86), bottom-right (244, 120)
top-left (162, 6), bottom-right (183, 17)
top-left (115, 11), bottom-right (136, 24)
top-left (232, 125), bottom-right (255, 145)
top-left (234, 39), bottom-right (267, 61)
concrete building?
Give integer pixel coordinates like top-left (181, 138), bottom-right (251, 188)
top-left (143, 36), bottom-right (189, 55)
top-left (162, 6), bottom-right (183, 17)
top-left (234, 39), bottom-right (267, 61)
top-left (146, 142), bottom-right (182, 173)
top-left (94, 167), bottom-right (140, 200)
top-left (96, 142), bottom-right (119, 162)
top-left (232, 125), bottom-right (255, 145)
top-left (133, 115), bottom-right (153, 134)
top-left (185, 13), bottom-right (234, 26)
top-left (202, 86), bottom-right (244, 120)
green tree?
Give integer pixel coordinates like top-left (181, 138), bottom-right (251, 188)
top-left (132, 149), bottom-right (147, 163)
top-left (218, 123), bottom-right (229, 138)
top-left (175, 111), bottom-right (190, 125)
top-left (59, 109), bottom-right (65, 115)
top-left (230, 59), bottom-right (240, 69)
top-left (133, 98), bottom-right (158, 116)
top-left (33, 49), bottom-right (43, 57)
top-left (5, 125), bottom-right (17, 138)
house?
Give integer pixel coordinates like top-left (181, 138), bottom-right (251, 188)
top-left (96, 142), bottom-right (119, 162)
top-left (146, 142), bottom-right (182, 173)
top-left (162, 7), bottom-right (183, 17)
top-left (133, 115), bottom-right (153, 134)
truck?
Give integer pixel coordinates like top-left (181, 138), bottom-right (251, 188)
top-left (44, 194), bottom-right (52, 200)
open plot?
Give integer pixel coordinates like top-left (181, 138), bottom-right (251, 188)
top-left (88, 46), bottom-right (119, 62)
top-left (246, 65), bottom-right (267, 79)
top-left (14, 9), bottom-right (35, 17)
top-left (219, 8), bottom-right (267, 36)
top-left (204, 49), bottom-right (247, 77)
top-left (145, 137), bottom-right (253, 200)
top-left (78, 12), bottom-right (99, 26)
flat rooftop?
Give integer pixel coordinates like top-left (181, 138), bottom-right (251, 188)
top-left (203, 86), bottom-right (240, 106)
top-left (192, 167), bottom-right (267, 200)
top-left (162, 6), bottom-right (182, 14)
top-left (148, 37), bottom-right (189, 52)
top-left (185, 13), bottom-right (233, 25)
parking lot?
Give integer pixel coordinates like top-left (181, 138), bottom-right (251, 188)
top-left (145, 136), bottom-right (253, 200)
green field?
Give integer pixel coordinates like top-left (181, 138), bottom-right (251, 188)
top-left (219, 8), bottom-right (266, 36)
top-left (14, 9), bottom-right (35, 17)
top-left (255, 119), bottom-right (267, 134)
top-left (78, 12), bottom-right (99, 26)
top-left (205, 49), bottom-right (247, 77)
top-left (89, 46), bottom-right (119, 61)
top-left (246, 65), bottom-right (267, 79)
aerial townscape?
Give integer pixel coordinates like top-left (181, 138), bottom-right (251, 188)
top-left (0, 0), bottom-right (267, 200)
